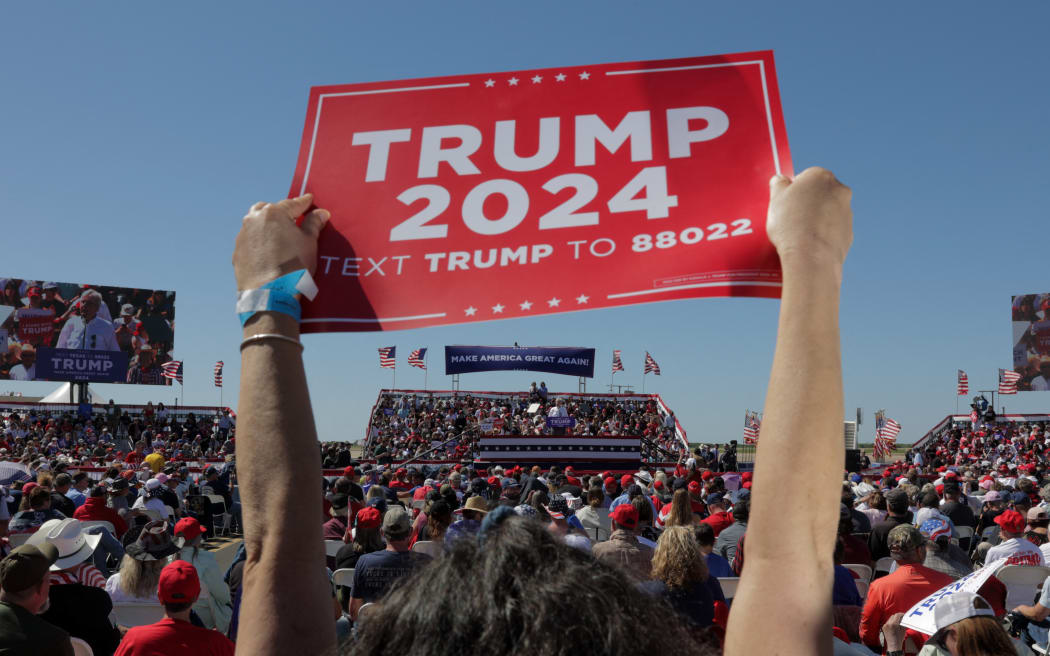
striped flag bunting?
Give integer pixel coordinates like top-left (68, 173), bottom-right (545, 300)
top-left (378, 346), bottom-right (396, 369)
top-left (161, 361), bottom-right (183, 384)
top-left (644, 352), bottom-right (661, 375)
top-left (743, 410), bottom-right (761, 444)
top-left (408, 348), bottom-right (427, 369)
top-left (478, 435), bottom-right (640, 466)
top-left (957, 370), bottom-right (968, 395)
top-left (999, 369), bottom-right (1021, 394)
top-left (214, 361), bottom-right (224, 388)
top-left (611, 349), bottom-right (624, 373)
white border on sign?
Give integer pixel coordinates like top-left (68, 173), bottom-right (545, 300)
top-left (604, 59), bottom-right (783, 299)
top-left (300, 60), bottom-right (785, 323)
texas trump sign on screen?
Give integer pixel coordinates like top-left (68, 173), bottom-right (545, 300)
top-left (290, 51), bottom-right (792, 332)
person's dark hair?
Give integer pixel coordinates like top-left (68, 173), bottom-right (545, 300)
top-left (631, 495), bottom-right (653, 526)
top-left (427, 501), bottom-right (452, 540)
top-left (921, 492), bottom-right (939, 509)
top-left (587, 487), bottom-right (603, 509)
top-left (693, 522), bottom-right (715, 548)
top-left (732, 497), bottom-right (750, 523)
top-left (28, 487), bottom-right (50, 510)
top-left (350, 515), bottom-right (715, 655)
top-left (163, 601), bottom-right (193, 613)
top-left (88, 485), bottom-right (106, 498)
top-left (333, 477), bottom-right (352, 495)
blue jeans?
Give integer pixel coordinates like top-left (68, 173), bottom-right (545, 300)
top-left (85, 526), bottom-right (125, 577)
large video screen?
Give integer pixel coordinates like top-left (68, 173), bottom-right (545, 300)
top-left (0, 277), bottom-right (176, 385)
top-left (1012, 293), bottom-right (1050, 391)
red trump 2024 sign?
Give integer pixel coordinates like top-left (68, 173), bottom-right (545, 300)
top-left (290, 50), bottom-right (792, 333)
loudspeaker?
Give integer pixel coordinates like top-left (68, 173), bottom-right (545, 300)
top-left (845, 448), bottom-right (861, 472)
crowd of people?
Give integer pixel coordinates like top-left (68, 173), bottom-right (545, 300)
top-left (0, 279), bottom-right (176, 384)
top-left (364, 390), bottom-right (688, 463)
top-left (0, 401), bottom-right (236, 468)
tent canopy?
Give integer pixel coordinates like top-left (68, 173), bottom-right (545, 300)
top-left (40, 383), bottom-right (103, 404)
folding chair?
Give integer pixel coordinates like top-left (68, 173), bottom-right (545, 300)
top-left (112, 601), bottom-right (166, 627)
top-left (78, 520), bottom-right (116, 535)
top-left (205, 494), bottom-right (231, 537)
top-left (874, 557), bottom-right (895, 577)
top-left (954, 525), bottom-right (975, 552)
top-left (325, 540), bottom-right (345, 559)
top-left (843, 563), bottom-right (873, 582)
top-left (70, 637), bottom-right (94, 656)
top-left (411, 540), bottom-right (442, 558)
top-left (7, 533), bottom-right (31, 548)
top-left (332, 568), bottom-right (355, 589)
top-left (718, 576), bottom-right (740, 600)
top-left (854, 579), bottom-right (869, 600)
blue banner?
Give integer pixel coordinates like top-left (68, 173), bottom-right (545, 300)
top-left (444, 345), bottom-right (596, 377)
top-left (36, 347), bottom-right (129, 383)
top-left (545, 416), bottom-right (577, 428)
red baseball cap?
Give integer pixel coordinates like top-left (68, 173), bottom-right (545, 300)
top-left (620, 474), bottom-right (634, 489)
top-left (343, 466), bottom-right (356, 478)
top-left (609, 505), bottom-right (639, 530)
top-left (653, 480), bottom-right (664, 490)
top-left (174, 517), bottom-right (207, 543)
top-left (688, 481), bottom-right (701, 495)
top-left (700, 471), bottom-right (713, 481)
top-left (995, 509), bottom-right (1026, 534)
top-left (355, 506), bottom-right (381, 529)
top-left (158, 560), bottom-right (200, 604)
top-left (603, 476), bottom-right (616, 488)
top-left (741, 472), bottom-right (753, 482)
top-left (742, 481), bottom-right (752, 490)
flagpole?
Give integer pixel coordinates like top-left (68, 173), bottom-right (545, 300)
top-left (424, 351), bottom-right (428, 391)
top-left (392, 363), bottom-right (396, 391)
top-left (642, 371), bottom-right (646, 394)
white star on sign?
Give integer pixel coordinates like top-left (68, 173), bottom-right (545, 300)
top-left (520, 300), bottom-right (533, 311)
top-left (576, 294), bottom-right (589, 304)
top-left (508, 77), bottom-right (519, 86)
top-left (464, 306), bottom-right (477, 316)
top-left (547, 297), bottom-right (561, 307)
top-left (579, 71), bottom-right (590, 80)
top-left (531, 75), bottom-right (542, 83)
top-left (555, 73), bottom-right (566, 82)
top-left (484, 79), bottom-right (495, 87)
top-left (492, 303), bottom-right (505, 313)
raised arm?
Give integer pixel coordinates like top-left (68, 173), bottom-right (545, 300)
top-left (725, 168), bottom-right (853, 656)
top-left (232, 195), bottom-right (336, 656)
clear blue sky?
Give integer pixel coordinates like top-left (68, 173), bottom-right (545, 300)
top-left (3, 1), bottom-right (1048, 446)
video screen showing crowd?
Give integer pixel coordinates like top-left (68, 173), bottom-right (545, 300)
top-left (1012, 293), bottom-right (1050, 391)
top-left (0, 277), bottom-right (176, 385)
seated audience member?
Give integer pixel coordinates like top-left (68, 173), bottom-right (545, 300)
top-left (106, 521), bottom-right (179, 603)
top-left (868, 488), bottom-right (913, 561)
top-left (0, 543), bottom-right (74, 655)
top-left (174, 517), bottom-right (232, 633)
top-left (445, 496), bottom-right (488, 543)
top-left (639, 526), bottom-right (718, 631)
top-left (74, 485), bottom-right (129, 539)
top-left (335, 506), bottom-right (384, 571)
top-left (49, 474), bottom-right (77, 519)
top-left (9, 486), bottom-right (66, 534)
top-left (882, 592), bottom-right (1015, 656)
top-left (132, 479), bottom-right (172, 520)
top-left (114, 560), bottom-right (235, 656)
top-left (713, 496), bottom-right (748, 563)
top-left (700, 493), bottom-right (732, 535)
top-left (323, 493), bottom-right (353, 541)
top-left (985, 508), bottom-right (1044, 610)
top-left (838, 504), bottom-right (873, 567)
top-left (229, 169), bottom-right (855, 655)
top-left (349, 506), bottom-right (431, 620)
top-left (576, 487), bottom-right (612, 541)
top-left (694, 523), bottom-right (733, 578)
top-left (30, 519), bottom-right (121, 655)
top-left (591, 505), bottom-right (653, 582)
top-left (859, 525), bottom-right (955, 651)
top-left (920, 517), bottom-right (972, 580)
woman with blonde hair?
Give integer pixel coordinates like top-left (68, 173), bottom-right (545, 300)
top-left (664, 489), bottom-right (700, 528)
top-left (639, 526), bottom-right (718, 628)
top-left (105, 521), bottom-right (178, 603)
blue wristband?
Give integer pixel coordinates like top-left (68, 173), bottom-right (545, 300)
top-left (237, 269), bottom-right (318, 326)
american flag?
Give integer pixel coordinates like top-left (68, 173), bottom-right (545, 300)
top-left (161, 361), bottom-right (183, 384)
top-left (214, 361), bottom-right (223, 388)
top-left (408, 348), bottom-right (426, 369)
top-left (644, 352), bottom-right (660, 375)
top-left (873, 411), bottom-right (900, 461)
top-left (611, 349), bottom-right (624, 373)
top-left (743, 410), bottom-right (760, 444)
top-left (999, 368), bottom-right (1021, 394)
top-left (378, 346), bottom-right (396, 369)
top-left (957, 370), bottom-right (968, 395)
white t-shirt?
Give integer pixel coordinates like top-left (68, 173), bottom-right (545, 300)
top-left (56, 315), bottom-right (120, 351)
top-left (8, 363), bottom-right (35, 381)
top-left (986, 537), bottom-right (1046, 609)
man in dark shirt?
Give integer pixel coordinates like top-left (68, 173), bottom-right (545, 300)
top-left (0, 543), bottom-right (73, 655)
top-left (49, 474), bottom-right (76, 519)
top-left (939, 482), bottom-right (976, 528)
top-left (867, 488), bottom-right (912, 561)
top-left (349, 506), bottom-right (430, 619)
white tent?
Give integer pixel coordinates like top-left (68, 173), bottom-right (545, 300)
top-left (40, 383), bottom-right (104, 404)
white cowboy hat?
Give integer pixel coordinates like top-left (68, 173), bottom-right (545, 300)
top-left (27, 518), bottom-right (101, 570)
